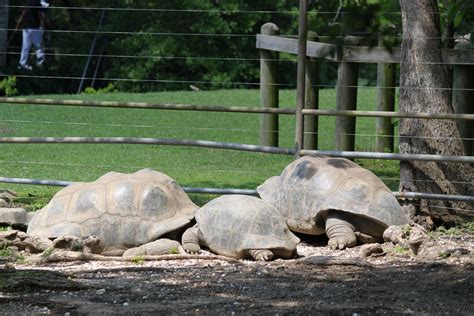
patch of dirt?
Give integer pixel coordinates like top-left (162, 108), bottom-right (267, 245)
top-left (1, 234), bottom-right (473, 315)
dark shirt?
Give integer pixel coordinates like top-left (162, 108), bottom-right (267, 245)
top-left (22, 0), bottom-right (44, 29)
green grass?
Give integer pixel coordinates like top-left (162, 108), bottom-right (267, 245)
top-left (0, 88), bottom-right (399, 207)
top-left (0, 246), bottom-right (14, 258)
top-left (428, 222), bottom-right (474, 240)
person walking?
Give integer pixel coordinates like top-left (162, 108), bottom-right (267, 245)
top-left (16, 0), bottom-right (48, 70)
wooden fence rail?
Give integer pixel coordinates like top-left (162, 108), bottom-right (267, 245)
top-left (257, 31), bottom-right (474, 155)
top-left (1, 97), bottom-right (473, 206)
top-left (256, 34), bottom-right (474, 64)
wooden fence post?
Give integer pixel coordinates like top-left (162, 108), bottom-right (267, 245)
top-left (453, 41), bottom-right (474, 156)
top-left (303, 31), bottom-right (319, 150)
top-left (335, 36), bottom-right (360, 152)
top-left (375, 38), bottom-right (396, 152)
top-left (0, 0), bottom-right (8, 71)
top-left (294, 0), bottom-right (308, 156)
top-left (260, 23), bottom-right (279, 147)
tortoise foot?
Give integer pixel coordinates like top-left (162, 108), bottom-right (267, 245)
top-left (249, 249), bottom-right (274, 261)
top-left (328, 235), bottom-right (357, 250)
top-left (326, 211), bottom-right (357, 250)
top-left (183, 243), bottom-right (201, 254)
top-left (182, 225), bottom-right (202, 254)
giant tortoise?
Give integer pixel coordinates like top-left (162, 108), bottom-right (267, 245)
top-left (257, 156), bottom-right (410, 250)
top-left (27, 169), bottom-right (197, 255)
top-left (182, 195), bottom-right (300, 261)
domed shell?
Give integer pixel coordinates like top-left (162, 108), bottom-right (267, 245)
top-left (257, 156), bottom-right (410, 235)
top-left (27, 169), bottom-right (197, 250)
top-left (196, 195), bottom-right (300, 259)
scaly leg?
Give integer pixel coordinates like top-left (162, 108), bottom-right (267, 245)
top-left (182, 225), bottom-right (202, 254)
top-left (325, 211), bottom-right (357, 250)
top-left (248, 249), bottom-right (274, 261)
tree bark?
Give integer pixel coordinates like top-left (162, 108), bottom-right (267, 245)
top-left (398, 0), bottom-right (473, 227)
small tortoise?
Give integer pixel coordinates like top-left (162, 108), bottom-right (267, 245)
top-left (257, 156), bottom-right (410, 250)
top-left (27, 169), bottom-right (197, 255)
top-left (182, 195), bottom-right (300, 261)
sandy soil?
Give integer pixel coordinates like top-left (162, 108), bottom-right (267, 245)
top-left (1, 233), bottom-right (472, 315)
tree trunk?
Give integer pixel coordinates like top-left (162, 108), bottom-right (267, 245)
top-left (398, 0), bottom-right (473, 227)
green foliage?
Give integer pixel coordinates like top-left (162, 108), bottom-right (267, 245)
top-left (392, 244), bottom-right (410, 255)
top-left (104, 0), bottom-right (297, 92)
top-left (0, 245), bottom-right (30, 263)
top-left (169, 247), bottom-right (180, 255)
top-left (15, 254), bottom-right (29, 265)
top-left (12, 193), bottom-right (49, 212)
top-left (0, 245), bottom-right (14, 258)
top-left (440, 0), bottom-right (474, 31)
top-left (41, 247), bottom-right (55, 258)
top-left (83, 84), bottom-right (118, 94)
top-left (401, 224), bottom-right (412, 238)
top-left (428, 222), bottom-right (474, 240)
top-left (8, 0), bottom-right (400, 93)
top-left (8, 0), bottom-right (474, 94)
top-left (131, 255), bottom-right (144, 264)
top-left (0, 226), bottom-right (13, 232)
top-left (438, 251), bottom-right (451, 259)
top-left (0, 77), bottom-right (18, 96)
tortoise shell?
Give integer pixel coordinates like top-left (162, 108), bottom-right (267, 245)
top-left (27, 169), bottom-right (197, 251)
top-left (195, 195), bottom-right (300, 259)
top-left (257, 156), bottom-right (410, 235)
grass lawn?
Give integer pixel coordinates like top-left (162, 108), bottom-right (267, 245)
top-left (0, 88), bottom-right (400, 208)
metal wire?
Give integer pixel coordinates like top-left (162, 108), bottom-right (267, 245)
top-left (1, 158), bottom-right (470, 186)
top-left (303, 130), bottom-right (474, 142)
top-left (1, 176), bottom-right (472, 203)
top-left (3, 74), bottom-right (474, 91)
top-left (3, 119), bottom-right (472, 143)
top-left (300, 149), bottom-right (474, 164)
top-left (1, 27), bottom-right (261, 37)
top-left (7, 49), bottom-right (473, 66)
top-left (2, 3), bottom-right (472, 208)
top-left (302, 109), bottom-right (474, 121)
top-left (2, 5), bottom-right (310, 14)
top-left (4, 51), bottom-right (290, 63)
top-left (0, 160), bottom-right (266, 175)
top-left (5, 49), bottom-right (474, 66)
top-left (409, 202), bottom-right (474, 213)
top-left (0, 137), bottom-right (295, 155)
top-left (4, 73), bottom-right (474, 91)
top-left (2, 27), bottom-right (469, 41)
top-left (1, 4), bottom-right (420, 15)
top-left (0, 119), bottom-right (263, 134)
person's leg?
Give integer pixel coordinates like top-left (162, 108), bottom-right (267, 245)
top-left (19, 29), bottom-right (33, 67)
top-left (31, 28), bottom-right (45, 65)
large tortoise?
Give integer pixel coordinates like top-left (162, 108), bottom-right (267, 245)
top-left (182, 195), bottom-right (300, 261)
top-left (257, 156), bottom-right (410, 250)
top-left (27, 169), bottom-right (198, 255)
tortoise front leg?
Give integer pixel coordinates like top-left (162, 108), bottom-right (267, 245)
top-left (249, 249), bottom-right (274, 261)
top-left (182, 225), bottom-right (202, 254)
top-left (325, 211), bottom-right (357, 250)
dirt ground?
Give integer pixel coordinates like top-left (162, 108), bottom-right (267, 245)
top-left (1, 233), bottom-right (472, 315)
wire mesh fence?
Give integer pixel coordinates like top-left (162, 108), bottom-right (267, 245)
top-left (0, 1), bottom-right (472, 212)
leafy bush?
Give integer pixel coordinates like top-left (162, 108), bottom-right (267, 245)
top-left (83, 83), bottom-right (118, 94)
top-left (0, 76), bottom-right (18, 96)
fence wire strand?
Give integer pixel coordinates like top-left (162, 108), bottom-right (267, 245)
top-left (1, 3), bottom-right (472, 212)
top-left (2, 118), bottom-right (472, 143)
top-left (0, 158), bottom-right (470, 187)
top-left (0, 4), bottom-right (424, 15)
top-left (5, 50), bottom-right (474, 66)
top-left (3, 74), bottom-right (474, 92)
